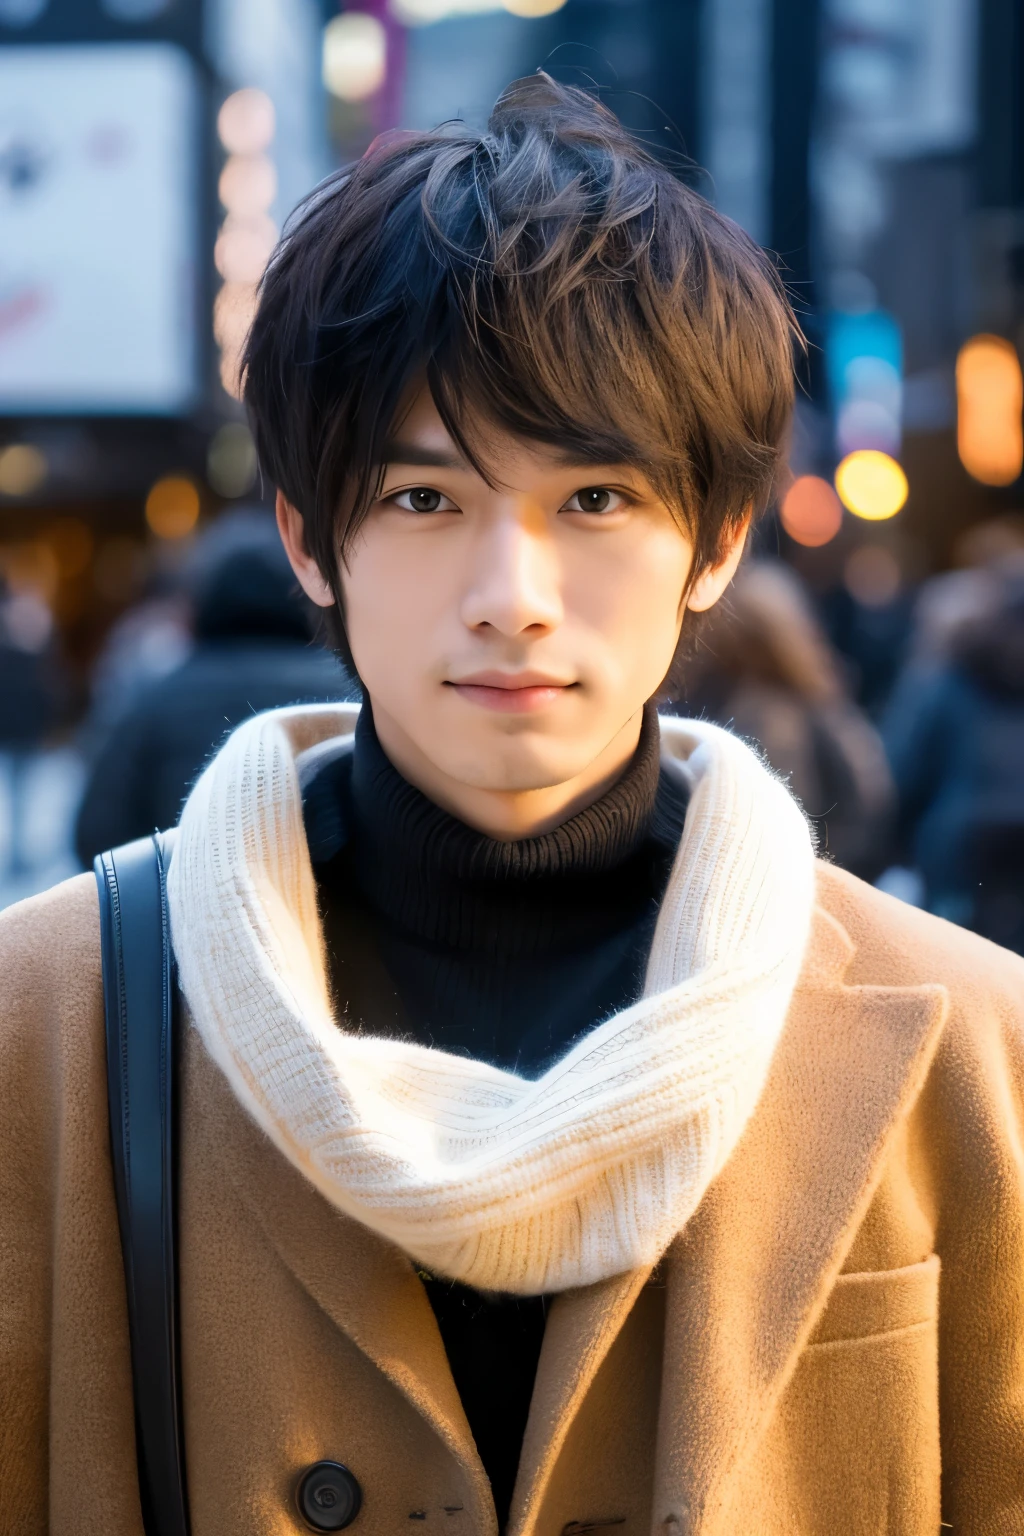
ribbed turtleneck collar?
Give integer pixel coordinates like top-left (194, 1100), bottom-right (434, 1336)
top-left (353, 699), bottom-right (662, 876)
top-left (322, 700), bottom-right (681, 955)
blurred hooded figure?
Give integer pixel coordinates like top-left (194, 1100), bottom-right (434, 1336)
top-left (671, 560), bottom-right (895, 879)
top-left (885, 560), bottom-right (1024, 952)
top-left (74, 510), bottom-right (351, 867)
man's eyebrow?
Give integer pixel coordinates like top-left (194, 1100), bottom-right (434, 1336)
top-left (380, 440), bottom-right (468, 470)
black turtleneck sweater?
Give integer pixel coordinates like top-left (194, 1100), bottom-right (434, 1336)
top-left (303, 702), bottom-right (688, 1529)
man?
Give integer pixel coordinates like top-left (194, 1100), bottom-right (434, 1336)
top-left (2, 74), bottom-right (1023, 1536)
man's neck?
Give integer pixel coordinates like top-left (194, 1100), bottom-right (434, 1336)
top-left (368, 702), bottom-right (645, 841)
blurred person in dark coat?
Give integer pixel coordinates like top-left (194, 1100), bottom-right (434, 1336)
top-left (885, 560), bottom-right (1024, 953)
top-left (901, 515), bottom-right (1024, 674)
top-left (670, 560), bottom-right (895, 879)
top-left (74, 510), bottom-right (351, 866)
top-left (80, 570), bottom-right (192, 758)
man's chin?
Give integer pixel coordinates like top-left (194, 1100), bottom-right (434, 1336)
top-left (432, 741), bottom-right (598, 797)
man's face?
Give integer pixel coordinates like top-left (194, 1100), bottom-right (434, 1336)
top-left (337, 387), bottom-right (692, 801)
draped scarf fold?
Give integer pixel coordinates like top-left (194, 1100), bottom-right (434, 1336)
top-left (167, 703), bottom-right (815, 1295)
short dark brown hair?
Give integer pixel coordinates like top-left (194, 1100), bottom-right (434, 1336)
top-left (243, 73), bottom-right (799, 643)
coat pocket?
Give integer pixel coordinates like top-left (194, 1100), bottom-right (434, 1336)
top-left (736, 1257), bottom-right (942, 1536)
top-left (808, 1252), bottom-right (940, 1345)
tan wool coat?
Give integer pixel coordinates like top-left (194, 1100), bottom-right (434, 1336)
top-left (2, 859), bottom-right (1024, 1536)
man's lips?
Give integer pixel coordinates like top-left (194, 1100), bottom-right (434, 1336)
top-left (445, 672), bottom-right (577, 714)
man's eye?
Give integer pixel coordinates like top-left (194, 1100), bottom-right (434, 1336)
top-left (562, 487), bottom-right (624, 515)
top-left (392, 487), bottom-right (454, 513)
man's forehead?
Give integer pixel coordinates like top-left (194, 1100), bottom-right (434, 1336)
top-left (381, 423), bottom-right (639, 480)
top-left (382, 382), bottom-right (643, 480)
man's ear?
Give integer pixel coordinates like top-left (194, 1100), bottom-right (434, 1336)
top-left (276, 490), bottom-right (335, 609)
top-left (685, 515), bottom-right (751, 614)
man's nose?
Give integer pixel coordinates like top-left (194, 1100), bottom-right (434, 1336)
top-left (459, 512), bottom-right (564, 638)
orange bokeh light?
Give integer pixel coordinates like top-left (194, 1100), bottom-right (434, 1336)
top-left (145, 477), bottom-right (200, 540)
top-left (956, 334), bottom-right (1024, 487)
top-left (780, 475), bottom-right (844, 547)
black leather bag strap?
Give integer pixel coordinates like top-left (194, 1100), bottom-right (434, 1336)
top-left (95, 831), bottom-right (190, 1536)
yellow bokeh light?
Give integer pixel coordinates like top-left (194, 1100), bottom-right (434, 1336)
top-left (834, 450), bottom-right (908, 521)
top-left (145, 477), bottom-right (201, 540)
top-left (956, 334), bottom-right (1023, 487)
top-left (502, 0), bottom-right (568, 13)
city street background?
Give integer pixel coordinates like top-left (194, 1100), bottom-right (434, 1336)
top-left (1, 0), bottom-right (1022, 949)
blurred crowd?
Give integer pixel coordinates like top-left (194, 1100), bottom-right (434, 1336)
top-left (1, 511), bottom-right (1023, 956)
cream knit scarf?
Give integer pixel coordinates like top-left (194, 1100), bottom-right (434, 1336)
top-left (167, 703), bottom-right (815, 1295)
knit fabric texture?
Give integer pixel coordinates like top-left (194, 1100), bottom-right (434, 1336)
top-left (167, 702), bottom-right (816, 1294)
top-left (306, 700), bottom-right (691, 1077)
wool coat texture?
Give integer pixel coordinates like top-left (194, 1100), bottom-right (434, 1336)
top-left (2, 858), bottom-right (1024, 1534)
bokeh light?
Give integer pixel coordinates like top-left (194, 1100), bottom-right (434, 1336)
top-left (392, 0), bottom-right (501, 18)
top-left (0, 443), bottom-right (47, 497)
top-left (213, 283), bottom-right (257, 351)
top-left (834, 450), bottom-right (908, 521)
top-left (214, 94), bottom-right (277, 401)
top-left (214, 215), bottom-right (279, 285)
top-left (207, 423), bottom-right (258, 498)
top-left (391, 0), bottom-right (566, 15)
top-left (145, 477), bottom-right (200, 540)
top-left (218, 351), bottom-right (246, 400)
top-left (780, 475), bottom-right (844, 547)
top-left (322, 13), bottom-right (387, 101)
top-left (835, 354), bottom-right (901, 456)
top-left (0, 539), bottom-right (58, 601)
top-left (502, 0), bottom-right (568, 13)
top-left (217, 89), bottom-right (275, 155)
top-left (218, 154), bottom-right (277, 218)
top-left (213, 284), bottom-right (258, 398)
top-left (3, 590), bottom-right (52, 652)
top-left (956, 334), bottom-right (1024, 487)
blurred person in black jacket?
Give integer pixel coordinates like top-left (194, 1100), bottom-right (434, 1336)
top-left (668, 559), bottom-right (895, 879)
top-left (75, 510), bottom-right (351, 867)
top-left (884, 559), bottom-right (1024, 953)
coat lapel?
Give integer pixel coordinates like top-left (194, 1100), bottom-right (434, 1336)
top-left (508, 1264), bottom-right (654, 1535)
top-left (184, 1029), bottom-right (495, 1526)
top-left (651, 900), bottom-right (949, 1532)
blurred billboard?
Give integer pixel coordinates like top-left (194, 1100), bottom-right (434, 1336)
top-left (0, 43), bottom-right (200, 414)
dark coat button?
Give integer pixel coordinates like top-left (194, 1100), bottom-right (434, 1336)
top-left (296, 1461), bottom-right (363, 1531)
